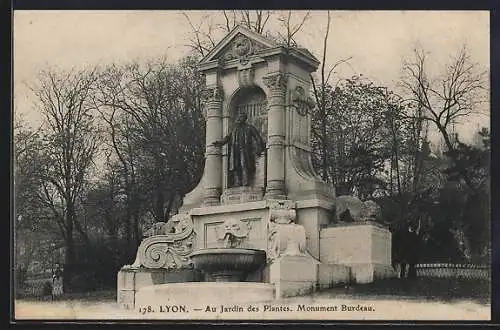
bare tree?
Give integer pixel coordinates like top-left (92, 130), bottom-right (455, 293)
top-left (310, 11), bottom-right (352, 183)
top-left (182, 10), bottom-right (309, 58)
top-left (182, 13), bottom-right (218, 57)
top-left (236, 10), bottom-right (272, 34)
top-left (31, 68), bottom-right (100, 289)
top-left (94, 65), bottom-right (144, 251)
top-left (401, 45), bottom-right (488, 192)
top-left (14, 118), bottom-right (50, 290)
top-left (406, 99), bottom-right (431, 194)
top-left (276, 10), bottom-right (311, 48)
top-left (379, 88), bottom-right (404, 197)
top-left (96, 56), bottom-right (205, 232)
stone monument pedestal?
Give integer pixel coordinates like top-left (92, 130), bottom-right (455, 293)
top-left (320, 222), bottom-right (396, 284)
top-left (117, 25), bottom-right (398, 311)
top-left (269, 255), bottom-right (319, 298)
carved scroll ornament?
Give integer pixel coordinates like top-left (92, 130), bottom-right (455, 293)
top-left (125, 213), bottom-right (196, 270)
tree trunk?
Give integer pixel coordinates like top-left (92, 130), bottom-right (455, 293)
top-left (321, 118), bottom-right (328, 182)
top-left (63, 209), bottom-right (75, 293)
top-left (133, 210), bottom-right (141, 253)
top-left (155, 188), bottom-right (165, 222)
top-left (393, 134), bottom-right (402, 198)
top-left (437, 124), bottom-right (476, 192)
top-left (124, 206), bottom-right (132, 244)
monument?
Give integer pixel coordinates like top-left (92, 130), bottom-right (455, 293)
top-left (117, 25), bottom-right (395, 310)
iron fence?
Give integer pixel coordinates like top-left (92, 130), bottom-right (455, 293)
top-left (18, 276), bottom-right (52, 297)
top-left (415, 263), bottom-right (490, 280)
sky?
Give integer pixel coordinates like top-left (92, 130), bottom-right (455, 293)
top-left (13, 10), bottom-right (490, 142)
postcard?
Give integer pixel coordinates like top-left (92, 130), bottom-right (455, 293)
top-left (12, 9), bottom-right (491, 322)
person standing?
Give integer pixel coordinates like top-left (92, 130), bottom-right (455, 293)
top-left (400, 218), bottom-right (422, 279)
top-left (51, 264), bottom-right (63, 301)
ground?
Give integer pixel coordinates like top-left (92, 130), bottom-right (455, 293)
top-left (13, 278), bottom-right (491, 321)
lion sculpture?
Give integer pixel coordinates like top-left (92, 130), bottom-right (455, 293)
top-left (335, 195), bottom-right (382, 223)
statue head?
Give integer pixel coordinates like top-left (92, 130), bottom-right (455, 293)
top-left (223, 218), bottom-right (249, 238)
top-left (269, 208), bottom-right (296, 224)
top-left (217, 218), bottom-right (251, 248)
top-left (235, 112), bottom-right (248, 124)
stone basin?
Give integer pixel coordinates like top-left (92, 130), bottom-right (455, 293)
top-left (189, 248), bottom-right (266, 282)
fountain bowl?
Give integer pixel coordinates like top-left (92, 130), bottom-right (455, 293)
top-left (189, 248), bottom-right (266, 282)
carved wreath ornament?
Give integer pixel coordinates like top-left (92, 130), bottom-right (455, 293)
top-left (222, 35), bottom-right (265, 65)
top-left (234, 36), bottom-right (252, 58)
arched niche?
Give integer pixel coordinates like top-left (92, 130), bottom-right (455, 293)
top-left (223, 86), bottom-right (268, 190)
top-left (228, 86), bottom-right (268, 140)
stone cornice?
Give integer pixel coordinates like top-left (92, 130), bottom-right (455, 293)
top-left (200, 24), bottom-right (278, 64)
top-left (199, 57), bottom-right (267, 73)
top-left (295, 198), bottom-right (334, 210)
top-left (197, 60), bottom-right (221, 73)
top-left (198, 46), bottom-right (320, 74)
top-left (320, 221), bottom-right (390, 235)
top-left (190, 200), bottom-right (268, 215)
top-left (259, 46), bottom-right (320, 73)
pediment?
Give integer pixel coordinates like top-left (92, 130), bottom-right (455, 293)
top-left (199, 25), bottom-right (277, 64)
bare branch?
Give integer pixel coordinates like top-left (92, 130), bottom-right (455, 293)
top-left (261, 11), bottom-right (272, 33)
top-left (326, 56), bottom-right (353, 84)
top-left (182, 12), bottom-right (207, 57)
top-left (222, 10), bottom-right (232, 32)
top-left (321, 11), bottom-right (330, 88)
top-left (289, 11), bottom-right (311, 43)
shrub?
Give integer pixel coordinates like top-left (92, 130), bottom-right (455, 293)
top-left (42, 281), bottom-right (52, 296)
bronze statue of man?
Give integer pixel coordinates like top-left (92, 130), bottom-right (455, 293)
top-left (213, 112), bottom-right (265, 187)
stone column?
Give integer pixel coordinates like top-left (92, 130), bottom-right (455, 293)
top-left (263, 72), bottom-right (287, 198)
top-left (203, 86), bottom-right (224, 205)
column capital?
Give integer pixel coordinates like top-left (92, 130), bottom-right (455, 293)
top-left (263, 72), bottom-right (288, 91)
top-left (202, 86), bottom-right (224, 103)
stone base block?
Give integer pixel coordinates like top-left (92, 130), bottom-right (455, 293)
top-left (220, 186), bottom-right (264, 205)
top-left (117, 267), bottom-right (202, 309)
top-left (275, 281), bottom-right (316, 298)
top-left (349, 263), bottom-right (396, 284)
top-left (117, 268), bottom-right (137, 309)
top-left (320, 222), bottom-right (393, 284)
top-left (317, 263), bottom-right (351, 289)
top-left (135, 282), bottom-right (275, 309)
top-left (117, 289), bottom-right (135, 310)
top-left (269, 255), bottom-right (319, 299)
